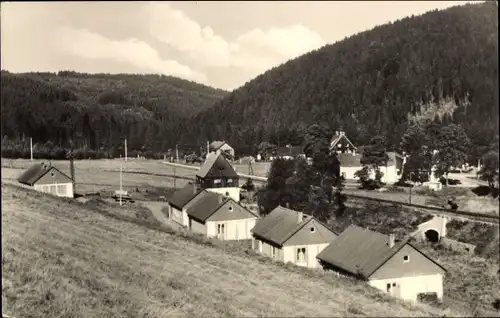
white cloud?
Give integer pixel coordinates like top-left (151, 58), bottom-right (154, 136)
top-left (145, 2), bottom-right (326, 76)
top-left (53, 27), bottom-right (207, 83)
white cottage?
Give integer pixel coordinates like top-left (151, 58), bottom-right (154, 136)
top-left (187, 191), bottom-right (259, 240)
top-left (17, 162), bottom-right (74, 198)
top-left (251, 205), bottom-right (338, 269)
top-left (317, 225), bottom-right (446, 303)
top-left (167, 183), bottom-right (207, 227)
top-left (209, 140), bottom-right (235, 159)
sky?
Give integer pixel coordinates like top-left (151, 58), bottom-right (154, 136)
top-left (1, 1), bottom-right (478, 91)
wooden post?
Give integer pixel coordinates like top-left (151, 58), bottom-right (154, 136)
top-left (176, 144), bottom-right (179, 163)
top-left (120, 164), bottom-right (123, 206)
top-left (30, 137), bottom-right (33, 161)
top-left (124, 139), bottom-right (128, 162)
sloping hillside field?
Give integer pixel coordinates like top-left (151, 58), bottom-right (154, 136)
top-left (1, 184), bottom-right (461, 317)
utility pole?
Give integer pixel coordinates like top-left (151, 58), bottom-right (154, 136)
top-left (207, 140), bottom-right (210, 155)
top-left (173, 164), bottom-right (177, 188)
top-left (175, 144), bottom-right (179, 163)
top-left (119, 163), bottom-right (123, 206)
top-left (409, 172), bottom-right (415, 204)
top-left (124, 139), bottom-right (128, 162)
top-left (30, 137), bottom-right (33, 161)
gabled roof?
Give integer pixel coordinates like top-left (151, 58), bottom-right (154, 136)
top-left (338, 153), bottom-right (362, 167)
top-left (251, 206), bottom-right (314, 246)
top-left (186, 191), bottom-right (226, 222)
top-left (209, 141), bottom-right (227, 151)
top-left (330, 133), bottom-right (357, 151)
top-left (316, 225), bottom-right (446, 279)
top-left (187, 194), bottom-right (259, 223)
top-left (17, 162), bottom-right (71, 186)
top-left (196, 153), bottom-right (239, 179)
top-left (168, 183), bottom-right (204, 210)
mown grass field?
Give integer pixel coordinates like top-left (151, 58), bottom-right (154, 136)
top-left (1, 183), bottom-right (464, 318)
top-left (3, 158), bottom-right (497, 215)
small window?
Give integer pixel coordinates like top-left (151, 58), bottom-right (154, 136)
top-left (228, 206), bottom-right (233, 212)
top-left (386, 283), bottom-right (391, 292)
top-left (392, 283), bottom-right (396, 287)
top-left (214, 179), bottom-right (221, 184)
top-left (310, 227), bottom-right (315, 233)
top-left (403, 255), bottom-right (409, 263)
top-left (272, 247), bottom-right (276, 258)
top-left (227, 178), bottom-right (233, 183)
top-left (225, 191), bottom-right (229, 196)
top-left (51, 172), bottom-right (55, 177)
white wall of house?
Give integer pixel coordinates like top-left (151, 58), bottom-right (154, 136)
top-left (207, 218), bottom-right (257, 240)
top-left (283, 243), bottom-right (330, 268)
top-left (206, 187), bottom-right (241, 202)
top-left (368, 274), bottom-right (443, 302)
top-left (170, 206), bottom-right (189, 227)
top-left (340, 167), bottom-right (360, 180)
top-left (340, 165), bottom-right (400, 184)
top-left (34, 182), bottom-right (73, 198)
top-left (251, 238), bottom-right (329, 269)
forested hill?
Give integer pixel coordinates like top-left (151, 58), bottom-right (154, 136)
top-left (1, 71), bottom-right (227, 158)
top-left (187, 1), bottom-right (498, 160)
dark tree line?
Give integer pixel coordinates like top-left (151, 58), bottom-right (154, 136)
top-left (1, 70), bottom-right (227, 159)
top-left (1, 2), bottom-right (498, 162)
top-left (185, 2), bottom-right (498, 162)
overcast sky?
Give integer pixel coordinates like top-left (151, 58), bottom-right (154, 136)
top-left (1, 1), bottom-right (477, 90)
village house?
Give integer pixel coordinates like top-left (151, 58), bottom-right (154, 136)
top-left (337, 152), bottom-right (405, 184)
top-left (330, 128), bottom-right (358, 154)
top-left (17, 162), bottom-right (74, 198)
top-left (187, 191), bottom-right (259, 240)
top-left (167, 183), bottom-right (207, 227)
top-left (196, 152), bottom-right (241, 202)
top-left (316, 225), bottom-right (446, 303)
top-left (271, 145), bottom-right (305, 160)
top-left (250, 205), bottom-right (338, 268)
top-left (209, 140), bottom-right (235, 159)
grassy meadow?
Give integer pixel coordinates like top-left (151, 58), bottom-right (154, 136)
top-left (1, 183), bottom-right (466, 318)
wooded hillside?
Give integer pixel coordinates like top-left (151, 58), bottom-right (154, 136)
top-left (187, 2), bottom-right (498, 160)
top-left (1, 71), bottom-right (227, 158)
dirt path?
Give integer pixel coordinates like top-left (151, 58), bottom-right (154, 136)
top-left (140, 200), bottom-right (184, 230)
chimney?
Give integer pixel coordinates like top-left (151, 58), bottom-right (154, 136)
top-left (335, 130), bottom-right (339, 136)
top-left (297, 211), bottom-right (303, 224)
top-left (388, 233), bottom-right (395, 248)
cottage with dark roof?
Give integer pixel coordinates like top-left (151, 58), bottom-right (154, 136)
top-left (250, 206), bottom-right (338, 268)
top-left (167, 183), bottom-right (207, 227)
top-left (196, 153), bottom-right (240, 202)
top-left (17, 162), bottom-right (74, 198)
top-left (316, 224), bottom-right (446, 303)
top-left (187, 192), bottom-right (259, 240)
top-left (209, 140), bottom-right (235, 159)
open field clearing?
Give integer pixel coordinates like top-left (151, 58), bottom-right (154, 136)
top-left (1, 183), bottom-right (462, 318)
top-left (3, 158), bottom-right (498, 215)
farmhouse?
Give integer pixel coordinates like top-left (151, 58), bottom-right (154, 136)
top-left (317, 225), bottom-right (446, 303)
top-left (273, 145), bottom-right (305, 160)
top-left (167, 183), bottom-right (207, 227)
top-left (187, 191), bottom-right (259, 240)
top-left (330, 129), bottom-right (358, 154)
top-left (251, 205), bottom-right (338, 268)
top-left (337, 152), bottom-right (404, 184)
top-left (17, 162), bottom-right (74, 198)
top-left (209, 140), bottom-right (235, 159)
top-left (196, 153), bottom-right (241, 202)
